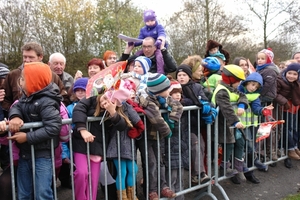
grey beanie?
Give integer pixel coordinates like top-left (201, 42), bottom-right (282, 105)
top-left (0, 63), bottom-right (9, 78)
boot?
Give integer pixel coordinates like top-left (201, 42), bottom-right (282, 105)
top-left (254, 157), bottom-right (268, 172)
top-left (230, 175), bottom-right (241, 184)
top-left (244, 171), bottom-right (260, 184)
top-left (117, 190), bottom-right (128, 200)
top-left (126, 186), bottom-right (139, 200)
top-left (234, 158), bottom-right (246, 182)
top-left (219, 161), bottom-right (238, 177)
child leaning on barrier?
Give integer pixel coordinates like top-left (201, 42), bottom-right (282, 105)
top-left (7, 62), bottom-right (62, 199)
top-left (163, 76), bottom-right (185, 200)
top-left (237, 72), bottom-right (274, 184)
top-left (71, 81), bottom-right (130, 200)
top-left (211, 65), bottom-right (248, 184)
top-left (274, 63), bottom-right (300, 167)
top-left (176, 64), bottom-right (216, 186)
top-left (105, 79), bottom-right (145, 200)
top-left (138, 73), bottom-right (183, 200)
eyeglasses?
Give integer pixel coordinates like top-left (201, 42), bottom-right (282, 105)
top-left (142, 45), bottom-right (154, 49)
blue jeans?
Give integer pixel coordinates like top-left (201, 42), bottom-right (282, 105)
top-left (17, 157), bottom-right (53, 200)
top-left (282, 112), bottom-right (299, 150)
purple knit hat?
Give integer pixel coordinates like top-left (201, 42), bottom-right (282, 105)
top-left (143, 10), bottom-right (157, 22)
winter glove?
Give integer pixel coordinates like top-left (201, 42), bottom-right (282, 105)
top-left (128, 42), bottom-right (134, 47)
top-left (200, 100), bottom-right (211, 115)
top-left (262, 108), bottom-right (272, 116)
top-left (128, 127), bottom-right (141, 139)
top-left (201, 107), bottom-right (218, 124)
top-left (154, 39), bottom-right (162, 49)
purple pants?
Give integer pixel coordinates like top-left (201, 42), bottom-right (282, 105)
top-left (73, 152), bottom-right (101, 200)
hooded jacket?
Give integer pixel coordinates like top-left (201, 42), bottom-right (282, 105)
top-left (275, 69), bottom-right (300, 113)
top-left (9, 62), bottom-right (62, 159)
top-left (256, 63), bottom-right (279, 102)
top-left (238, 72), bottom-right (264, 115)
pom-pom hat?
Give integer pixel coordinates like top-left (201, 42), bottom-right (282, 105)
top-left (259, 48), bottom-right (274, 64)
top-left (147, 73), bottom-right (170, 94)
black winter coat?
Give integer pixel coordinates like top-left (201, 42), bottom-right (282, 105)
top-left (72, 96), bottom-right (127, 156)
top-left (9, 83), bottom-right (62, 159)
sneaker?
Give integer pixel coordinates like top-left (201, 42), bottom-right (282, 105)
top-left (288, 150), bottom-right (300, 160)
top-left (200, 172), bottom-right (210, 184)
top-left (161, 187), bottom-right (176, 198)
top-left (149, 192), bottom-right (159, 200)
top-left (191, 175), bottom-right (199, 186)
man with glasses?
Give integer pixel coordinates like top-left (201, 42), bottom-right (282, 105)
top-left (119, 37), bottom-right (177, 74)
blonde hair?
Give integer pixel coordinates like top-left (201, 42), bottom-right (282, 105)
top-left (94, 95), bottom-right (133, 128)
top-left (181, 55), bottom-right (202, 73)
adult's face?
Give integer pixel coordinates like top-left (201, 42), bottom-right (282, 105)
top-left (293, 53), bottom-right (300, 63)
top-left (142, 39), bottom-right (156, 58)
top-left (22, 50), bottom-right (43, 63)
top-left (49, 55), bottom-right (65, 75)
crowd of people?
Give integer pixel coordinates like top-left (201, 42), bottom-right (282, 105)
top-left (0, 8), bottom-right (300, 200)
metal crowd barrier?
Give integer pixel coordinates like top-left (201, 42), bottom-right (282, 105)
top-left (3, 103), bottom-right (293, 200)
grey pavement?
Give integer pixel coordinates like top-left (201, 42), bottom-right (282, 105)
top-left (57, 159), bottom-right (300, 200)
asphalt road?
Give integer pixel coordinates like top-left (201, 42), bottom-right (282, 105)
top-left (57, 158), bottom-right (300, 200)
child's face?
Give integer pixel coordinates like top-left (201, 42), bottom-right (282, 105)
top-left (257, 52), bottom-right (267, 66)
top-left (133, 61), bottom-right (144, 75)
top-left (209, 47), bottom-right (219, 55)
top-left (126, 61), bottom-right (135, 72)
top-left (192, 66), bottom-right (203, 80)
top-left (75, 88), bottom-right (86, 100)
top-left (286, 70), bottom-right (299, 82)
top-left (171, 92), bottom-right (181, 101)
top-left (157, 89), bottom-right (170, 98)
top-left (177, 71), bottom-right (189, 85)
top-left (130, 89), bottom-right (136, 101)
top-left (239, 60), bottom-right (249, 74)
top-left (245, 81), bottom-right (260, 93)
top-left (145, 20), bottom-right (156, 26)
top-left (88, 64), bottom-right (101, 78)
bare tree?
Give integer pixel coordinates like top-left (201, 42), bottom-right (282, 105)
top-left (165, 0), bottom-right (247, 63)
top-left (0, 0), bottom-right (35, 67)
top-left (242, 0), bottom-right (296, 48)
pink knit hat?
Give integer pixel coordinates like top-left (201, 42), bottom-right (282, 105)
top-left (104, 79), bottom-right (133, 107)
top-left (259, 48), bottom-right (274, 64)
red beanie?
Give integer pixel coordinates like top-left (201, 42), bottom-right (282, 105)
top-left (221, 73), bottom-right (240, 85)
